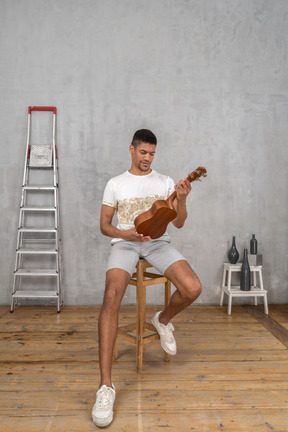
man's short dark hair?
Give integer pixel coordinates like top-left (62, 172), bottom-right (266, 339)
top-left (131, 129), bottom-right (157, 147)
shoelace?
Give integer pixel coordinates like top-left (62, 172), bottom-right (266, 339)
top-left (164, 322), bottom-right (174, 342)
top-left (97, 387), bottom-right (112, 407)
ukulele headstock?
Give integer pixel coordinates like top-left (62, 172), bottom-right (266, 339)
top-left (188, 167), bottom-right (207, 182)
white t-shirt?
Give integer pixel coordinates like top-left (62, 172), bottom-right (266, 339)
top-left (102, 170), bottom-right (175, 241)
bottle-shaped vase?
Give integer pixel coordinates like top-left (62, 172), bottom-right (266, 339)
top-left (240, 249), bottom-right (251, 291)
top-left (227, 236), bottom-right (239, 264)
top-left (250, 234), bottom-right (257, 254)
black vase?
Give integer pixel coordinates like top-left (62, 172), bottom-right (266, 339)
top-left (228, 236), bottom-right (239, 264)
top-left (240, 249), bottom-right (251, 291)
top-left (250, 234), bottom-right (257, 254)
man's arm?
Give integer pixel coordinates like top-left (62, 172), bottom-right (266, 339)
top-left (172, 177), bottom-right (192, 229)
top-left (100, 204), bottom-right (152, 241)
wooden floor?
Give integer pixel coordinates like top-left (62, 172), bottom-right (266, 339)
top-left (1, 304), bottom-right (288, 432)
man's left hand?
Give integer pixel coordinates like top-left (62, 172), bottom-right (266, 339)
top-left (174, 177), bottom-right (191, 201)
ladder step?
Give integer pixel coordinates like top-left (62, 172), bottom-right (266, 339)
top-left (16, 248), bottom-right (57, 254)
top-left (21, 206), bottom-right (56, 211)
top-left (18, 228), bottom-right (57, 233)
top-left (22, 185), bottom-right (56, 190)
top-left (15, 269), bottom-right (58, 276)
top-left (12, 290), bottom-right (59, 299)
top-left (28, 164), bottom-right (54, 170)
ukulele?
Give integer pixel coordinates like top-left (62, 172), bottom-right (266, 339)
top-left (134, 167), bottom-right (207, 239)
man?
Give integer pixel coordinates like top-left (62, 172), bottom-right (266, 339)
top-left (92, 129), bottom-right (201, 428)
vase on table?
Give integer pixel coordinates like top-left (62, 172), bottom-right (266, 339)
top-left (227, 236), bottom-right (239, 264)
top-left (250, 234), bottom-right (257, 254)
top-left (240, 249), bottom-right (251, 291)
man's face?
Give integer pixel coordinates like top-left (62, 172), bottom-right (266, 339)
top-left (129, 142), bottom-right (156, 173)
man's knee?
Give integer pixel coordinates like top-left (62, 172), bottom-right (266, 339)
top-left (102, 272), bottom-right (129, 311)
top-left (183, 277), bottom-right (202, 302)
top-left (103, 284), bottom-right (121, 309)
top-left (192, 278), bottom-right (202, 299)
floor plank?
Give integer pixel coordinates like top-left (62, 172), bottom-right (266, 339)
top-left (244, 305), bottom-right (288, 348)
top-left (0, 304), bottom-right (288, 431)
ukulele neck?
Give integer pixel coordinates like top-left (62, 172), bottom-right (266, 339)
top-left (166, 167), bottom-right (207, 209)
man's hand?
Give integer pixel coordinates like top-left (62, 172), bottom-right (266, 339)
top-left (174, 177), bottom-right (191, 201)
top-left (100, 205), bottom-right (152, 241)
top-left (172, 177), bottom-right (191, 229)
top-left (123, 227), bottom-right (152, 242)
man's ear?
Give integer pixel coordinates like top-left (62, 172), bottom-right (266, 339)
top-left (129, 144), bottom-right (134, 155)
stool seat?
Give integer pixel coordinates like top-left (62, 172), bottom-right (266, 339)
top-left (114, 259), bottom-right (171, 372)
top-left (220, 262), bottom-right (268, 315)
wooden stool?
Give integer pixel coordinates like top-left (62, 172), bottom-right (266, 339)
top-left (220, 263), bottom-right (269, 315)
top-left (114, 259), bottom-right (171, 372)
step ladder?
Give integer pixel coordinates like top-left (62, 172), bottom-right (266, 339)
top-left (11, 106), bottom-right (62, 313)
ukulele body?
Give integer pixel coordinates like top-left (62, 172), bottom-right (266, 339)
top-left (134, 200), bottom-right (177, 239)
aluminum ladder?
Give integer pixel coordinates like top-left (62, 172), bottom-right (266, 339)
top-left (11, 106), bottom-right (62, 312)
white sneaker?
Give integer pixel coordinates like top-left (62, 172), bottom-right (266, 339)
top-left (92, 384), bottom-right (116, 428)
top-left (151, 311), bottom-right (177, 355)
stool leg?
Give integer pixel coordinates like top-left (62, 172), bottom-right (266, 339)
top-left (165, 279), bottom-right (171, 308)
top-left (264, 293), bottom-right (269, 315)
top-left (253, 271), bottom-right (258, 305)
top-left (220, 266), bottom-right (227, 306)
top-left (259, 269), bottom-right (268, 314)
top-left (138, 284), bottom-right (145, 372)
top-left (259, 269), bottom-right (264, 290)
top-left (227, 269), bottom-right (232, 315)
top-left (227, 294), bottom-right (232, 315)
top-left (136, 261), bottom-right (145, 372)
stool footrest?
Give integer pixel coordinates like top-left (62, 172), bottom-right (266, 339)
top-left (145, 322), bottom-right (156, 332)
top-left (143, 333), bottom-right (159, 345)
top-left (118, 324), bottom-right (136, 332)
top-left (118, 331), bottom-right (136, 344)
top-left (143, 277), bottom-right (167, 286)
top-left (118, 322), bottom-right (160, 346)
top-left (143, 272), bottom-right (167, 281)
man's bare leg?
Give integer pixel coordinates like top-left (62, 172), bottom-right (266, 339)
top-left (160, 260), bottom-right (201, 325)
top-left (98, 268), bottom-right (131, 387)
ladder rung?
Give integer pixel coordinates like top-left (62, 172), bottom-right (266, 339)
top-left (28, 166), bottom-right (54, 170)
top-left (20, 206), bottom-right (56, 211)
top-left (14, 269), bottom-right (58, 276)
top-left (16, 248), bottom-right (58, 254)
top-left (12, 291), bottom-right (59, 298)
top-left (22, 185), bottom-right (56, 190)
top-left (20, 239), bottom-right (57, 244)
top-left (18, 228), bottom-right (57, 233)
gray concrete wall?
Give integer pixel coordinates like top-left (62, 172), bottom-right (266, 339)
top-left (1, 0), bottom-right (287, 306)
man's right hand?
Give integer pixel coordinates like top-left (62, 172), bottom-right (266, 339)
top-left (100, 205), bottom-right (152, 241)
top-left (123, 228), bottom-right (152, 242)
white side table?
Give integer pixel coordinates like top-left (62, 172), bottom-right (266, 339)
top-left (220, 263), bottom-right (269, 315)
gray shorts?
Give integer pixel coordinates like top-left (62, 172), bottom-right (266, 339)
top-left (106, 236), bottom-right (187, 276)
